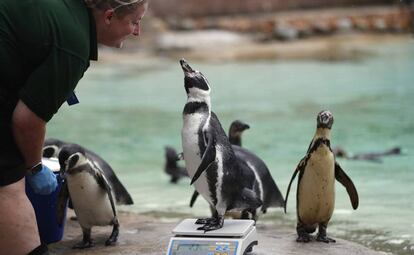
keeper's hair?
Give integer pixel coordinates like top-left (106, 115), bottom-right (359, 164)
top-left (84, 0), bottom-right (147, 17)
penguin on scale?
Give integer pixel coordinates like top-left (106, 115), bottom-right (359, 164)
top-left (163, 120), bottom-right (250, 184)
top-left (285, 110), bottom-right (359, 243)
top-left (180, 59), bottom-right (262, 231)
top-left (190, 120), bottom-right (285, 220)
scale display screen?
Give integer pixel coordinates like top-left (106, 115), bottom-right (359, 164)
top-left (169, 240), bottom-right (238, 255)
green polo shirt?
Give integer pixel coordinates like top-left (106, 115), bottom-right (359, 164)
top-left (0, 0), bottom-right (98, 185)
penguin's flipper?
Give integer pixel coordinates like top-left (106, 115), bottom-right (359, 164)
top-left (95, 170), bottom-right (117, 217)
top-left (269, 182), bottom-right (285, 209)
top-left (87, 151), bottom-right (134, 205)
top-left (56, 181), bottom-right (69, 226)
top-left (189, 190), bottom-right (199, 207)
top-left (284, 157), bottom-right (306, 213)
top-left (190, 131), bottom-right (216, 185)
top-left (335, 162), bottom-right (359, 210)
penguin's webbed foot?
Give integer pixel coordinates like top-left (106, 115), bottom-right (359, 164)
top-left (74, 227), bottom-right (94, 249)
top-left (316, 235), bottom-right (336, 243)
top-left (316, 222), bottom-right (335, 243)
top-left (296, 223), bottom-right (313, 243)
top-left (72, 239), bottom-right (94, 249)
top-left (105, 237), bottom-right (118, 246)
top-left (197, 222), bottom-right (223, 232)
top-left (296, 234), bottom-right (311, 243)
top-left (197, 216), bottom-right (224, 232)
top-left (195, 217), bottom-right (216, 225)
top-left (105, 218), bottom-right (120, 246)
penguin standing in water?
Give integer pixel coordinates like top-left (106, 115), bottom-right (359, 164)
top-left (190, 120), bottom-right (285, 220)
top-left (43, 138), bottom-right (133, 205)
top-left (285, 110), bottom-right (359, 243)
top-left (180, 59), bottom-right (262, 231)
top-left (57, 144), bottom-right (119, 248)
top-left (164, 146), bottom-right (188, 183)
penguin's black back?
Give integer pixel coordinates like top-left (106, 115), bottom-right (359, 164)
top-left (233, 146), bottom-right (285, 210)
top-left (84, 149), bottom-right (134, 205)
top-left (207, 112), bottom-right (243, 201)
top-left (51, 139), bottom-right (134, 205)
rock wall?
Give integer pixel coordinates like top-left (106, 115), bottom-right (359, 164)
top-left (149, 0), bottom-right (396, 17)
top-left (160, 6), bottom-right (413, 40)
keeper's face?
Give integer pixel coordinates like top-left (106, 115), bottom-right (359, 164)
top-left (98, 3), bottom-right (147, 48)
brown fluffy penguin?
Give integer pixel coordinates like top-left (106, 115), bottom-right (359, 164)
top-left (285, 110), bottom-right (359, 243)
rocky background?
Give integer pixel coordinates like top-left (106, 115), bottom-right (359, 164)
top-left (115, 2), bottom-right (414, 62)
top-left (149, 0), bottom-right (396, 17)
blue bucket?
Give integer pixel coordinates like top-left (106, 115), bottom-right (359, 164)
top-left (25, 159), bottom-right (68, 244)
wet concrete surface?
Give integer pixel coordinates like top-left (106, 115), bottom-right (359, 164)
top-left (48, 211), bottom-right (383, 255)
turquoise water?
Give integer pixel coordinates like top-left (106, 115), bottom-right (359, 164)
top-left (48, 39), bottom-right (414, 254)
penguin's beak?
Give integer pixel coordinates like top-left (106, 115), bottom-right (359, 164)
top-left (243, 124), bottom-right (250, 130)
top-left (180, 58), bottom-right (194, 74)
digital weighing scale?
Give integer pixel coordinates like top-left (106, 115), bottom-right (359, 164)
top-left (166, 219), bottom-right (258, 255)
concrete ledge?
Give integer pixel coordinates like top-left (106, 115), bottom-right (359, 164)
top-left (49, 211), bottom-right (382, 255)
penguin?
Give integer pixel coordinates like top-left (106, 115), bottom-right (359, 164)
top-left (228, 120), bottom-right (250, 147)
top-left (233, 146), bottom-right (285, 216)
top-left (57, 144), bottom-right (119, 248)
top-left (190, 121), bottom-right (285, 220)
top-left (164, 146), bottom-right (188, 183)
top-left (284, 110), bottom-right (359, 243)
top-left (230, 120), bottom-right (284, 216)
top-left (171, 119), bottom-right (250, 185)
top-left (180, 59), bottom-right (262, 231)
top-left (43, 138), bottom-right (133, 205)
top-left (43, 138), bottom-right (66, 158)
top-left (333, 145), bottom-right (402, 163)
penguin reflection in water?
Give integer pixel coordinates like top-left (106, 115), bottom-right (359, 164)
top-left (57, 144), bottom-right (119, 248)
top-left (180, 59), bottom-right (262, 231)
top-left (285, 111), bottom-right (359, 243)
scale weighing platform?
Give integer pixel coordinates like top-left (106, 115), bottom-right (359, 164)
top-left (166, 219), bottom-right (258, 255)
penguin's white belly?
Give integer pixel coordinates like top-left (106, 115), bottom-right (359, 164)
top-left (182, 114), bottom-right (212, 205)
top-left (298, 147), bottom-right (335, 225)
top-left (67, 173), bottom-right (114, 228)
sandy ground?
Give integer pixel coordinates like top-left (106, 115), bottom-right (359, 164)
top-left (48, 211), bottom-right (383, 255)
